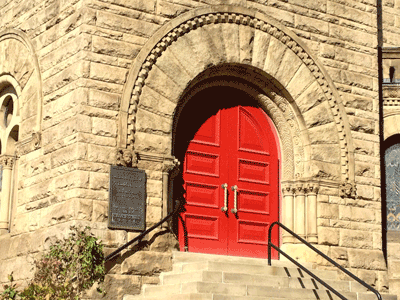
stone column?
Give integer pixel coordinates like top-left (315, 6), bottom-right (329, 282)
top-left (0, 155), bottom-right (15, 234)
top-left (294, 182), bottom-right (306, 241)
top-left (282, 182), bottom-right (294, 243)
top-left (162, 158), bottom-right (180, 227)
top-left (306, 182), bottom-right (319, 244)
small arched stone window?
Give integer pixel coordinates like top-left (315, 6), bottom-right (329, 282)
top-left (0, 82), bottom-right (20, 234)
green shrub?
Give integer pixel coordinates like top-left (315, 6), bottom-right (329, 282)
top-left (1, 274), bottom-right (18, 300)
top-left (1, 226), bottom-right (105, 300)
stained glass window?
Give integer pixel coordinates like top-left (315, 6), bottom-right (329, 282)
top-left (385, 143), bottom-right (400, 230)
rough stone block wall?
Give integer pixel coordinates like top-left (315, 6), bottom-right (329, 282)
top-left (0, 0), bottom-right (399, 299)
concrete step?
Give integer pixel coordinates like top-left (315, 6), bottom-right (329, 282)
top-left (141, 281), bottom-right (368, 299)
top-left (172, 251), bottom-right (315, 269)
top-left (123, 293), bottom-right (290, 300)
top-left (171, 260), bottom-right (338, 280)
top-left (124, 285), bottom-right (396, 300)
top-left (161, 269), bottom-right (352, 292)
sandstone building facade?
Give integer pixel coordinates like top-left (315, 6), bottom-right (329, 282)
top-left (1, 0), bottom-right (400, 299)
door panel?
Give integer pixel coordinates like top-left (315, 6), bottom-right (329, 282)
top-left (238, 159), bottom-right (270, 184)
top-left (185, 151), bottom-right (220, 177)
top-left (179, 104), bottom-right (279, 259)
top-left (185, 182), bottom-right (220, 208)
top-left (226, 106), bottom-right (279, 258)
top-left (179, 110), bottom-right (228, 254)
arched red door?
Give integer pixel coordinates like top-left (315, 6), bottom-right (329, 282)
top-left (179, 102), bottom-right (280, 259)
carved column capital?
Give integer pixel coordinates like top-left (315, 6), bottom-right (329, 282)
top-left (294, 182), bottom-right (306, 195)
top-left (0, 155), bottom-right (15, 169)
top-left (281, 183), bottom-right (293, 196)
top-left (306, 182), bottom-right (320, 195)
top-left (162, 158), bottom-right (180, 174)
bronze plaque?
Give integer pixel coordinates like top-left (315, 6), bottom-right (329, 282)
top-left (108, 166), bottom-right (146, 230)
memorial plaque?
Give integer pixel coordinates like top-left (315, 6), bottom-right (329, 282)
top-left (108, 166), bottom-right (146, 230)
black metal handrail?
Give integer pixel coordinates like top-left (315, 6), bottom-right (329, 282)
top-left (105, 199), bottom-right (182, 261)
top-left (268, 221), bottom-right (382, 300)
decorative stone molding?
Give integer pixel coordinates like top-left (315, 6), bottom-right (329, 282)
top-left (257, 94), bottom-right (297, 180)
top-left (340, 181), bottom-right (356, 199)
top-left (383, 85), bottom-right (400, 103)
top-left (281, 179), bottom-right (320, 244)
top-left (162, 158), bottom-right (180, 174)
top-left (121, 6), bottom-right (353, 183)
top-left (306, 182), bottom-right (320, 196)
top-left (294, 182), bottom-right (307, 196)
top-left (282, 182), bottom-right (294, 196)
top-left (15, 132), bottom-right (41, 156)
top-left (0, 155), bottom-right (15, 169)
top-left (116, 148), bottom-right (138, 168)
top-left (137, 152), bottom-right (178, 167)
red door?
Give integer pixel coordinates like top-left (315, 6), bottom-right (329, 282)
top-left (179, 104), bottom-right (279, 259)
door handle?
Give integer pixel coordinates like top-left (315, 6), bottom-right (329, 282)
top-left (231, 185), bottom-right (238, 214)
top-left (221, 183), bottom-right (228, 212)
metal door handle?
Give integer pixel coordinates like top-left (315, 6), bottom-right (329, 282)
top-left (231, 185), bottom-right (238, 214)
top-left (221, 183), bottom-right (228, 212)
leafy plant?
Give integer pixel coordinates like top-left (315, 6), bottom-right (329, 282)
top-left (1, 273), bottom-right (18, 300)
top-left (1, 226), bottom-right (105, 300)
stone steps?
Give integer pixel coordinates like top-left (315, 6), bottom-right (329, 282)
top-left (171, 251), bottom-right (315, 268)
top-left (170, 260), bottom-right (338, 280)
top-left (123, 252), bottom-right (397, 300)
top-left (161, 270), bottom-right (355, 291)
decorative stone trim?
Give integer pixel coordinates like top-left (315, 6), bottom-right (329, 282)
top-left (124, 7), bottom-right (352, 183)
top-left (0, 155), bottom-right (15, 169)
top-left (383, 99), bottom-right (400, 106)
top-left (15, 132), bottom-right (41, 157)
top-left (281, 179), bottom-right (320, 244)
top-left (137, 152), bottom-right (177, 165)
top-left (116, 148), bottom-right (138, 168)
top-left (340, 181), bottom-right (356, 199)
top-left (306, 182), bottom-right (320, 195)
top-left (383, 85), bottom-right (400, 101)
top-left (257, 94), bottom-right (296, 179)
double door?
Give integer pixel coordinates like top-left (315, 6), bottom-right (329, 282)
top-left (179, 105), bottom-right (279, 258)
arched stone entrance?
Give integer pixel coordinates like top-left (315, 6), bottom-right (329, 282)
top-left (119, 5), bottom-right (355, 255)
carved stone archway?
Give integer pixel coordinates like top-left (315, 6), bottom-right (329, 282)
top-left (119, 5), bottom-right (356, 245)
top-left (119, 5), bottom-right (354, 184)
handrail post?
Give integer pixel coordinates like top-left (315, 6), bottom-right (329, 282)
top-left (268, 221), bottom-right (278, 266)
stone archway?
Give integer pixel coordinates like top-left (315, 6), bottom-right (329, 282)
top-left (119, 5), bottom-right (355, 246)
top-left (119, 5), bottom-right (354, 184)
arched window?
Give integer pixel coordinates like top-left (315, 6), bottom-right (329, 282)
top-left (0, 83), bottom-right (19, 234)
top-left (385, 135), bottom-right (400, 231)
